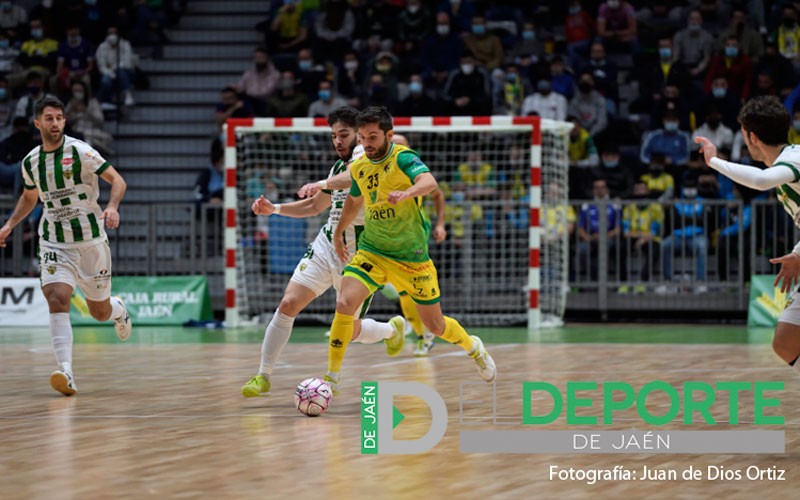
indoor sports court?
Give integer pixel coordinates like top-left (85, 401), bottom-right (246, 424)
top-left (0, 323), bottom-right (796, 498)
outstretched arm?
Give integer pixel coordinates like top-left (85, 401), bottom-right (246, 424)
top-left (695, 136), bottom-right (796, 191)
top-left (297, 170), bottom-right (353, 198)
top-left (252, 190), bottom-right (330, 217)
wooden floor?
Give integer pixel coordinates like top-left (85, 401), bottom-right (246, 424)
top-left (0, 325), bottom-right (798, 499)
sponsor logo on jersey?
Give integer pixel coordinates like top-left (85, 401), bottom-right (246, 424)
top-left (62, 158), bottom-right (74, 167)
top-left (368, 207), bottom-right (396, 220)
top-left (360, 262), bottom-right (373, 272)
top-left (47, 265), bottom-right (57, 275)
top-left (64, 169), bottom-right (73, 180)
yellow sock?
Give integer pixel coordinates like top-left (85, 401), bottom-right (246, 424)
top-left (399, 294), bottom-right (424, 337)
top-left (328, 312), bottom-right (354, 374)
top-left (440, 316), bottom-right (474, 352)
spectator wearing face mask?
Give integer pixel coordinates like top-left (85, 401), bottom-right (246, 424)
top-left (294, 48), bottom-right (327, 100)
top-left (640, 153), bottom-right (675, 201)
top-left (672, 9), bottom-right (714, 81)
top-left (568, 72), bottom-right (607, 135)
top-left (215, 86), bottom-right (254, 130)
top-left (16, 18), bottom-right (58, 86)
top-left (0, 29), bottom-right (20, 80)
top-left (442, 54), bottom-right (490, 115)
top-left (506, 20), bottom-right (543, 65)
top-left (399, 74), bottom-right (440, 116)
top-left (65, 80), bottom-right (113, 155)
top-left (497, 64), bottom-right (527, 115)
top-left (307, 80), bottom-right (347, 118)
top-left (54, 25), bottom-right (94, 95)
top-left (463, 16), bottom-right (504, 70)
top-left (640, 110), bottom-right (691, 169)
top-left (521, 78), bottom-right (567, 120)
top-left (758, 39), bottom-right (796, 96)
top-left (266, 71), bottom-right (309, 117)
top-left (0, 1), bottom-right (28, 32)
top-left (549, 56), bottom-right (575, 100)
top-left (436, 0), bottom-right (476, 35)
top-left (590, 142), bottom-right (633, 199)
top-left (363, 51), bottom-right (400, 103)
top-left (565, 0), bottom-right (596, 66)
top-left (576, 178), bottom-right (620, 281)
top-left (773, 4), bottom-right (800, 74)
top-left (362, 73), bottom-right (397, 111)
top-left (13, 71), bottom-right (53, 128)
top-left (579, 42), bottom-right (617, 107)
top-left (717, 7), bottom-right (764, 63)
top-left (95, 26), bottom-right (136, 106)
top-left (699, 76), bottom-right (741, 130)
top-left (691, 106), bottom-right (733, 150)
top-left (236, 47), bottom-right (280, 116)
top-left (397, 0), bottom-right (432, 57)
top-left (422, 12), bottom-right (464, 87)
top-left (336, 51), bottom-right (365, 107)
top-left (704, 36), bottom-right (753, 101)
top-left (635, 36), bottom-right (692, 109)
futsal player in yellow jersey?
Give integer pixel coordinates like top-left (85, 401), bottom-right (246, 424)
top-left (324, 106), bottom-right (496, 395)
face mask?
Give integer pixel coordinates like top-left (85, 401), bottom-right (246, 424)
top-left (376, 63), bottom-right (391, 73)
top-left (603, 160), bottom-right (619, 168)
top-left (607, 0), bottom-right (620, 8)
top-left (452, 191), bottom-right (465, 202)
top-left (664, 121), bottom-right (679, 132)
top-left (344, 60), bottom-right (358, 71)
top-left (280, 80), bottom-right (294, 90)
top-left (31, 29), bottom-right (43, 39)
top-left (522, 30), bottom-right (535, 41)
top-left (569, 6), bottom-right (581, 14)
top-left (472, 25), bottom-right (486, 35)
top-left (725, 46), bottom-right (739, 58)
top-left (107, 34), bottom-right (119, 45)
top-left (73, 91), bottom-right (85, 100)
top-left (649, 164), bottom-right (664, 172)
top-left (437, 25), bottom-right (449, 36)
top-left (688, 23), bottom-right (701, 31)
top-left (537, 80), bottom-right (551, 93)
top-left (407, 4), bottom-right (420, 14)
top-left (28, 85), bottom-right (41, 95)
top-left (578, 82), bottom-right (593, 93)
top-left (255, 62), bottom-right (268, 71)
top-left (506, 73), bottom-right (517, 82)
top-left (659, 48), bottom-right (672, 59)
top-left (712, 87), bottom-right (726, 98)
top-left (0, 40), bottom-right (8, 49)
top-left (298, 60), bottom-right (312, 71)
top-left (69, 35), bottom-right (81, 45)
top-left (707, 118), bottom-right (720, 128)
top-left (318, 89), bottom-right (331, 101)
top-left (461, 64), bottom-right (474, 75)
top-left (793, 120), bottom-right (800, 132)
top-left (0, 88), bottom-right (7, 100)
top-left (683, 188), bottom-right (698, 198)
top-left (409, 81), bottom-right (423, 94)
top-left (42, 0), bottom-right (53, 6)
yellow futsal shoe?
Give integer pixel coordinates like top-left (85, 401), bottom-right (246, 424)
top-left (385, 316), bottom-right (407, 357)
top-left (241, 374), bottom-right (270, 397)
top-left (469, 335), bottom-right (496, 383)
top-left (50, 370), bottom-right (77, 396)
top-left (323, 375), bottom-right (340, 397)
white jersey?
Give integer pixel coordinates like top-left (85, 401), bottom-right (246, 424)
top-left (319, 145), bottom-right (366, 253)
top-left (770, 146), bottom-right (800, 226)
top-left (21, 135), bottom-right (109, 246)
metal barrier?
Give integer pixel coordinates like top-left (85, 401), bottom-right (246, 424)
top-left (0, 197), bottom-right (795, 318)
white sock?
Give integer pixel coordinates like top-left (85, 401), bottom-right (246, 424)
top-left (258, 310), bottom-right (295, 376)
top-left (50, 313), bottom-right (73, 374)
top-left (110, 297), bottom-right (124, 320)
top-left (353, 318), bottom-right (394, 344)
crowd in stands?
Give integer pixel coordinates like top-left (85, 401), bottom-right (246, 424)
top-left (1, 0), bottom-right (181, 197)
top-left (207, 0), bottom-right (800, 292)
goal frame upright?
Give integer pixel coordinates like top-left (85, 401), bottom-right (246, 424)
top-left (224, 116), bottom-right (547, 330)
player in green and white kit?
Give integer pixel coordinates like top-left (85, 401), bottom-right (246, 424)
top-left (0, 97), bottom-right (132, 396)
top-left (240, 107), bottom-right (405, 398)
top-left (696, 95), bottom-right (800, 374)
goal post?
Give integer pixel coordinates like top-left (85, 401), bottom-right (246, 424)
top-left (224, 116), bottom-right (572, 331)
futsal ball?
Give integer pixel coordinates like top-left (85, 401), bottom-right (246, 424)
top-left (294, 377), bottom-right (333, 417)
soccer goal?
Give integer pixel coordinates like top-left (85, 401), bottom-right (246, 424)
top-left (223, 116), bottom-right (572, 330)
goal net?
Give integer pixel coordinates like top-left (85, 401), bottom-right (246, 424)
top-left (224, 116), bottom-right (571, 330)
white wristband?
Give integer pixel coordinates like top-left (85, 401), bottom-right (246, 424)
top-left (318, 179), bottom-right (328, 190)
top-left (273, 204), bottom-right (281, 215)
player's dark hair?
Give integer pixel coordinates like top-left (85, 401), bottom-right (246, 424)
top-left (327, 106), bottom-right (358, 128)
top-left (34, 96), bottom-right (65, 118)
top-left (356, 106), bottom-right (393, 132)
top-left (737, 96), bottom-right (789, 146)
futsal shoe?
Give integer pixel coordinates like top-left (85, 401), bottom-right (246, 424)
top-left (323, 375), bottom-right (340, 397)
top-left (385, 316), bottom-right (407, 356)
top-left (50, 370), bottom-right (77, 396)
top-left (112, 296), bottom-right (132, 341)
top-left (469, 335), bottom-right (496, 383)
top-left (241, 374), bottom-right (271, 397)
top-left (414, 332), bottom-right (436, 357)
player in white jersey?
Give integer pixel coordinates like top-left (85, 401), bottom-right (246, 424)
top-left (696, 95), bottom-right (800, 374)
top-left (0, 97), bottom-right (132, 396)
top-left (241, 107), bottom-right (405, 398)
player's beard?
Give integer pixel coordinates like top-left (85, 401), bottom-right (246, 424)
top-left (338, 137), bottom-right (357, 160)
top-left (43, 127), bottom-right (64, 148)
top-left (366, 136), bottom-right (390, 160)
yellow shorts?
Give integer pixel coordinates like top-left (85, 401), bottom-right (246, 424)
top-left (343, 250), bottom-right (440, 305)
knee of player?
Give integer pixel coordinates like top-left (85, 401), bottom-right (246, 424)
top-left (277, 297), bottom-right (302, 317)
top-left (772, 326), bottom-right (800, 362)
top-left (45, 293), bottom-right (71, 312)
top-left (335, 294), bottom-right (361, 315)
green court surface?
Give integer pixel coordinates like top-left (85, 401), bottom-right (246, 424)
top-left (0, 324), bottom-right (776, 345)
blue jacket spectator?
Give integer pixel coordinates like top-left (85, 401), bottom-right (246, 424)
top-left (640, 111), bottom-right (691, 167)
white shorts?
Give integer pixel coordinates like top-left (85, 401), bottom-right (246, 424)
top-left (40, 238), bottom-right (112, 302)
top-left (780, 287), bottom-right (800, 326)
top-left (290, 232), bottom-right (373, 317)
